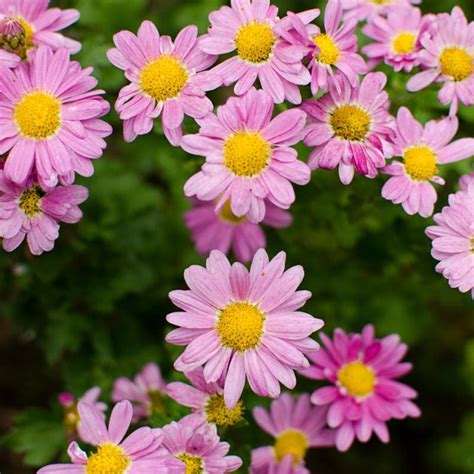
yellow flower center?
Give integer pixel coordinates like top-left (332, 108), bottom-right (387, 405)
top-left (440, 47), bottom-right (473, 81)
top-left (178, 454), bottom-right (203, 474)
top-left (313, 34), bottom-right (340, 65)
top-left (330, 104), bottom-right (371, 142)
top-left (140, 55), bottom-right (189, 102)
top-left (274, 430), bottom-right (309, 465)
top-left (14, 91), bottom-right (61, 140)
top-left (338, 361), bottom-right (376, 398)
top-left (235, 22), bottom-right (276, 63)
top-left (147, 389), bottom-right (165, 415)
top-left (19, 187), bottom-right (42, 218)
top-left (403, 145), bottom-right (438, 181)
top-left (86, 443), bottom-right (131, 474)
top-left (216, 302), bottom-right (266, 352)
top-left (372, 0), bottom-right (390, 4)
top-left (392, 32), bottom-right (416, 55)
top-left (205, 394), bottom-right (244, 426)
top-left (224, 131), bottom-right (271, 177)
top-left (219, 200), bottom-right (247, 224)
top-left (64, 403), bottom-right (80, 431)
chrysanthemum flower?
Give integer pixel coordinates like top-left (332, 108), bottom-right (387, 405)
top-left (301, 324), bottom-right (420, 452)
top-left (112, 362), bottom-right (169, 422)
top-left (250, 393), bottom-right (335, 474)
top-left (302, 72), bottom-right (394, 184)
top-left (183, 88), bottom-right (310, 224)
top-left (166, 249), bottom-right (323, 408)
top-left (343, 0), bottom-right (421, 22)
top-left (459, 171), bottom-right (474, 191)
top-left (407, 7), bottom-right (474, 116)
top-left (0, 171), bottom-right (88, 255)
top-left (382, 107), bottom-right (474, 217)
top-left (0, 46), bottom-right (111, 189)
top-left (184, 198), bottom-right (292, 263)
top-left (107, 21), bottom-right (216, 145)
top-left (199, 0), bottom-right (310, 104)
top-left (426, 184), bottom-right (474, 298)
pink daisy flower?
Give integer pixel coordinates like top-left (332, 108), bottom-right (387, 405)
top-left (407, 7), bottom-right (474, 116)
top-left (301, 324), bottom-right (421, 452)
top-left (0, 16), bottom-right (23, 66)
top-left (250, 393), bottom-right (335, 474)
top-left (112, 362), bottom-right (169, 422)
top-left (459, 171), bottom-right (474, 191)
top-left (166, 249), bottom-right (324, 408)
top-left (38, 400), bottom-right (176, 474)
top-left (0, 45), bottom-right (111, 189)
top-left (199, 0), bottom-right (311, 105)
top-left (343, 0), bottom-right (421, 23)
top-left (107, 21), bottom-right (216, 146)
top-left (184, 198), bottom-right (292, 263)
top-left (302, 72), bottom-right (394, 185)
top-left (382, 107), bottom-right (474, 217)
top-left (0, 171), bottom-right (88, 255)
top-left (426, 184), bottom-right (474, 298)
top-left (183, 88), bottom-right (310, 224)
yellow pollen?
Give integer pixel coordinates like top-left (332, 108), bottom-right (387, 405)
top-left (235, 22), bottom-right (276, 63)
top-left (372, 0), bottom-right (390, 4)
top-left (178, 453), bottom-right (203, 474)
top-left (330, 104), bottom-right (371, 142)
top-left (440, 47), bottom-right (473, 81)
top-left (86, 443), bottom-right (131, 474)
top-left (274, 430), bottom-right (309, 465)
top-left (140, 55), bottom-right (189, 102)
top-left (392, 32), bottom-right (416, 55)
top-left (313, 34), bottom-right (340, 65)
top-left (147, 389), bottom-right (165, 414)
top-left (338, 361), bottom-right (376, 398)
top-left (403, 146), bottom-right (438, 181)
top-left (224, 131), bottom-right (271, 177)
top-left (219, 200), bottom-right (247, 224)
top-left (16, 17), bottom-right (34, 57)
top-left (205, 394), bottom-right (244, 426)
top-left (64, 403), bottom-right (80, 431)
top-left (19, 187), bottom-right (42, 218)
top-left (216, 302), bottom-right (265, 352)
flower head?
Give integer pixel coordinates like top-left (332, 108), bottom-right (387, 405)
top-left (459, 171), bottom-right (474, 191)
top-left (0, 16), bottom-right (23, 66)
top-left (343, 0), bottom-right (421, 22)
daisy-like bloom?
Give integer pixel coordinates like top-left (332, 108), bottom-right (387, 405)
top-left (382, 107), bottom-right (474, 217)
top-left (0, 45), bottom-right (111, 189)
top-left (107, 21), bottom-right (216, 146)
top-left (250, 393), bottom-right (335, 474)
top-left (184, 198), bottom-right (292, 263)
top-left (38, 400), bottom-right (177, 474)
top-left (0, 16), bottom-right (22, 66)
top-left (459, 171), bottom-right (474, 191)
top-left (407, 7), bottom-right (474, 116)
top-left (343, 0), bottom-right (421, 23)
top-left (426, 184), bottom-right (474, 298)
top-left (199, 0), bottom-right (311, 105)
top-left (301, 324), bottom-right (421, 452)
top-left (112, 362), bottom-right (169, 422)
top-left (302, 73), bottom-right (394, 185)
top-left (0, 172), bottom-right (88, 255)
top-left (183, 88), bottom-right (310, 224)
top-left (166, 249), bottom-right (324, 408)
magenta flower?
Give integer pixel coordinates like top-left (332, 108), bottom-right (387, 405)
top-left (301, 324), bottom-right (420, 452)
top-left (343, 0), bottom-right (421, 22)
top-left (407, 7), bottom-right (474, 116)
top-left (459, 171), bottom-right (474, 191)
top-left (382, 107), bottom-right (474, 217)
top-left (302, 73), bottom-right (394, 184)
top-left (107, 21), bottom-right (216, 145)
top-left (0, 172), bottom-right (88, 255)
top-left (199, 0), bottom-right (310, 104)
top-left (250, 393), bottom-right (335, 474)
top-left (183, 88), bottom-right (310, 224)
top-left (112, 362), bottom-right (169, 422)
top-left (166, 249), bottom-right (323, 408)
top-left (184, 198), bottom-right (292, 263)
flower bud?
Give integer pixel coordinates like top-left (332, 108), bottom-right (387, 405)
top-left (0, 16), bottom-right (26, 56)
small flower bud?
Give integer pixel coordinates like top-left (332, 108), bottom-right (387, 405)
top-left (0, 16), bottom-right (26, 56)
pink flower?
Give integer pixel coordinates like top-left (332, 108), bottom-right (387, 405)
top-left (426, 184), bottom-right (474, 298)
top-left (184, 198), bottom-right (292, 263)
top-left (107, 21), bottom-right (216, 145)
top-left (459, 171), bottom-right (474, 191)
top-left (38, 400), bottom-right (176, 474)
top-left (363, 7), bottom-right (435, 73)
top-left (301, 324), bottom-right (421, 452)
top-left (183, 88), bottom-right (310, 224)
top-left (382, 107), bottom-right (474, 217)
top-left (250, 393), bottom-right (335, 474)
top-left (112, 362), bottom-right (169, 422)
top-left (0, 172), bottom-right (88, 255)
top-left (166, 249), bottom-right (324, 408)
top-left (0, 16), bottom-right (23, 66)
top-left (407, 7), bottom-right (474, 116)
top-left (342, 0), bottom-right (421, 22)
top-left (302, 72), bottom-right (395, 185)
top-left (0, 46), bottom-right (111, 189)
top-left (200, 0), bottom-right (311, 104)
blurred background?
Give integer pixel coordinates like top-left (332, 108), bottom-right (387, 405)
top-left (0, 0), bottom-right (473, 472)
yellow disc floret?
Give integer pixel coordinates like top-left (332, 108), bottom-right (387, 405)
top-left (178, 453), bottom-right (203, 474)
top-left (403, 145), bottom-right (438, 181)
top-left (86, 443), bottom-right (131, 474)
top-left (313, 34), bottom-right (340, 65)
top-left (338, 361), bottom-right (376, 398)
top-left (274, 430), bottom-right (309, 465)
top-left (330, 104), bottom-right (371, 142)
top-left (392, 32), bottom-right (416, 55)
top-left (440, 47), bottom-right (473, 81)
top-left (19, 187), bottom-right (42, 218)
top-left (235, 22), bottom-right (276, 63)
top-left (219, 200), bottom-right (247, 224)
top-left (205, 394), bottom-right (244, 426)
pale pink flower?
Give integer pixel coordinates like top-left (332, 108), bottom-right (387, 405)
top-left (107, 21), bottom-right (216, 145)
top-left (382, 107), bottom-right (474, 217)
top-left (166, 249), bottom-right (324, 408)
top-left (459, 171), bottom-right (474, 191)
top-left (343, 0), bottom-right (421, 22)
